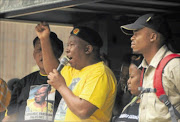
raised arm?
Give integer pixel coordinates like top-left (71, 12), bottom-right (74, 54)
top-left (35, 22), bottom-right (59, 74)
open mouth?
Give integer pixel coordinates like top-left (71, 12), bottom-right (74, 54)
top-left (67, 56), bottom-right (72, 60)
top-left (40, 59), bottom-right (43, 62)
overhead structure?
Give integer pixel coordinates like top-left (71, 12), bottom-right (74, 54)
top-left (1, 0), bottom-right (180, 80)
top-left (0, 0), bottom-right (180, 24)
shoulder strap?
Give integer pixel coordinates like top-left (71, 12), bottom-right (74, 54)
top-left (121, 96), bottom-right (138, 113)
top-left (154, 53), bottom-right (180, 98)
top-left (139, 54), bottom-right (180, 121)
top-left (155, 54), bottom-right (180, 122)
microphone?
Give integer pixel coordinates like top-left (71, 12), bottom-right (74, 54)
top-left (57, 56), bottom-right (69, 72)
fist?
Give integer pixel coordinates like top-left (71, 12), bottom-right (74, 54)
top-left (35, 22), bottom-right (50, 40)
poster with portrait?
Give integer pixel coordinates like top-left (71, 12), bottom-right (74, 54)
top-left (24, 84), bottom-right (55, 121)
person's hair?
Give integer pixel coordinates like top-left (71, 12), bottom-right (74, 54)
top-left (33, 32), bottom-right (64, 59)
top-left (130, 54), bottom-right (143, 68)
top-left (100, 53), bottom-right (110, 67)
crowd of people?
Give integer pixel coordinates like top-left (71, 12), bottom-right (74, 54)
top-left (0, 13), bottom-right (180, 122)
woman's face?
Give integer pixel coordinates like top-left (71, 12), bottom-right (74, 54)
top-left (127, 63), bottom-right (141, 96)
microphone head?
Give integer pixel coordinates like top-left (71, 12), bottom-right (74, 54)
top-left (60, 56), bottom-right (70, 65)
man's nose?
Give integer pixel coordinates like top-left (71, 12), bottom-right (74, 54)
top-left (130, 35), bottom-right (135, 41)
top-left (127, 78), bottom-right (131, 85)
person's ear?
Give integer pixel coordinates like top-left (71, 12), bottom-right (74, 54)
top-left (85, 45), bottom-right (93, 54)
top-left (150, 32), bottom-right (157, 42)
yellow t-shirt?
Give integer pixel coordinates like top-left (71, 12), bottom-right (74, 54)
top-left (55, 61), bottom-right (117, 122)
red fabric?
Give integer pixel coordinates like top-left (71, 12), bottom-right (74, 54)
top-left (140, 68), bottom-right (144, 87)
top-left (154, 54), bottom-right (180, 98)
top-left (140, 54), bottom-right (180, 99)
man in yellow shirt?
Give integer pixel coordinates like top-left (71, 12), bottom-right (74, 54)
top-left (35, 22), bottom-right (117, 121)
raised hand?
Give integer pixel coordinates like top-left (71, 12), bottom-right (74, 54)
top-left (35, 22), bottom-right (50, 41)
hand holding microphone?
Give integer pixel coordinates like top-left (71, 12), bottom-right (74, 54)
top-left (57, 56), bottom-right (70, 72)
top-left (47, 56), bottom-right (69, 90)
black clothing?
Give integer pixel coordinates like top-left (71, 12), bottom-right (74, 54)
top-left (7, 71), bottom-right (62, 122)
top-left (115, 102), bottom-right (139, 122)
top-left (0, 111), bottom-right (5, 121)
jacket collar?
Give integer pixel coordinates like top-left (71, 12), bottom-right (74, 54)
top-left (140, 45), bottom-right (168, 69)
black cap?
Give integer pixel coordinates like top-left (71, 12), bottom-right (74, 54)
top-left (33, 32), bottom-right (64, 59)
top-left (70, 26), bottom-right (103, 48)
top-left (121, 13), bottom-right (172, 40)
top-left (49, 32), bottom-right (64, 58)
